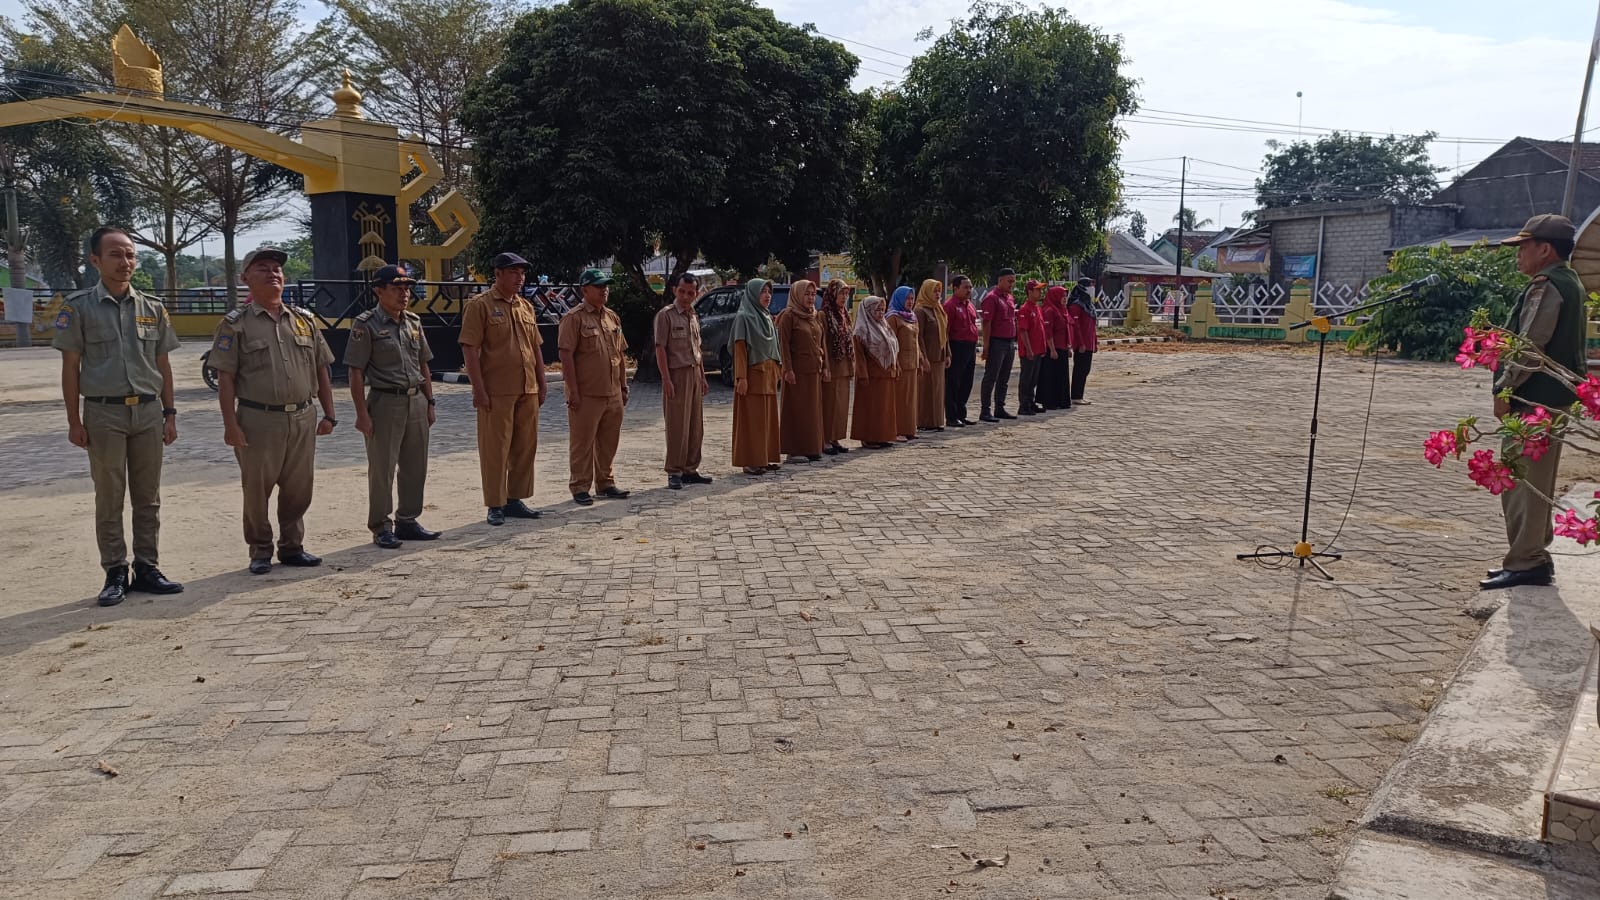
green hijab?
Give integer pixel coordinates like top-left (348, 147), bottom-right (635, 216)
top-left (730, 278), bottom-right (781, 367)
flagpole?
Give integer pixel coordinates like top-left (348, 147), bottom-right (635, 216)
top-left (1561, 0), bottom-right (1600, 218)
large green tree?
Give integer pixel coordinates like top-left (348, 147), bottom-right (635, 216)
top-left (466, 0), bottom-right (861, 280)
top-left (854, 2), bottom-right (1135, 284)
top-left (1255, 131), bottom-right (1442, 209)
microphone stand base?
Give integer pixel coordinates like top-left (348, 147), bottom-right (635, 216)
top-left (1236, 545), bottom-right (1343, 581)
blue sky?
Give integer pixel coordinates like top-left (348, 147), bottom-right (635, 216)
top-left (3, 0), bottom-right (1599, 246)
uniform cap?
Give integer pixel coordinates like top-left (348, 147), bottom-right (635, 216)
top-left (1503, 214), bottom-right (1576, 246)
top-left (578, 267), bottom-right (613, 287)
top-left (371, 264), bottom-right (416, 286)
top-left (491, 252), bottom-right (532, 270)
top-left (241, 246), bottom-right (288, 270)
top-left (1025, 279), bottom-right (1044, 291)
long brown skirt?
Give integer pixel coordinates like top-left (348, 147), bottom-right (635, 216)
top-left (918, 365), bottom-right (945, 428)
top-left (822, 358), bottom-right (852, 443)
top-left (780, 372), bottom-right (825, 457)
top-left (894, 370), bottom-right (917, 438)
top-left (850, 375), bottom-right (898, 444)
top-left (733, 391), bottom-right (781, 467)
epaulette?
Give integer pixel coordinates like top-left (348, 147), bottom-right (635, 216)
top-left (290, 304), bottom-right (317, 318)
top-left (65, 288), bottom-right (93, 303)
top-left (354, 309), bottom-right (375, 324)
top-left (223, 308), bottom-right (245, 323)
top-left (1531, 274), bottom-right (1551, 283)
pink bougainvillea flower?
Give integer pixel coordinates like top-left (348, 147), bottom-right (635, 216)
top-left (1466, 449), bottom-right (1517, 495)
top-left (1457, 326), bottom-right (1506, 371)
top-left (1522, 434), bottom-right (1550, 462)
top-left (1456, 327), bottom-right (1480, 369)
top-left (1423, 430), bottom-right (1458, 467)
top-left (1522, 407), bottom-right (1554, 428)
top-left (1553, 508), bottom-right (1600, 546)
top-left (1578, 376), bottom-right (1600, 419)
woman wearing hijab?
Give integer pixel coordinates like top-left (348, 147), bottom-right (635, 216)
top-left (731, 279), bottom-right (783, 474)
top-left (820, 279), bottom-right (854, 455)
top-left (1040, 284), bottom-right (1074, 410)
top-left (776, 279), bottom-right (828, 463)
top-left (1066, 278), bottom-right (1099, 405)
top-left (849, 296), bottom-right (899, 449)
top-left (913, 279), bottom-right (949, 431)
top-left (886, 286), bottom-right (925, 441)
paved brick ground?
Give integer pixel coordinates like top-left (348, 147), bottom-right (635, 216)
top-left (0, 346), bottom-right (1507, 899)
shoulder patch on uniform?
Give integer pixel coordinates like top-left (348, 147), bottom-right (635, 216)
top-left (223, 308), bottom-right (245, 323)
top-left (54, 307), bottom-right (72, 329)
top-left (215, 333), bottom-right (233, 352)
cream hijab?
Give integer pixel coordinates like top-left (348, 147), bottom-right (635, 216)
top-left (852, 295), bottom-right (898, 370)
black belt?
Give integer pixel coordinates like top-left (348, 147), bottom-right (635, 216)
top-left (237, 398), bottom-right (315, 413)
top-left (369, 385), bottom-right (425, 396)
top-left (84, 394), bottom-right (157, 406)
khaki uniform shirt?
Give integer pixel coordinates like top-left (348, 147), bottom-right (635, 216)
top-left (653, 303), bottom-right (702, 370)
top-left (558, 302), bottom-right (627, 398)
top-left (210, 301), bottom-right (335, 405)
top-left (344, 306), bottom-right (433, 388)
top-left (52, 283), bottom-right (180, 397)
top-left (459, 285), bottom-right (541, 395)
top-left (776, 308), bottom-right (825, 375)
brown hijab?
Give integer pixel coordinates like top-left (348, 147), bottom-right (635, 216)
top-left (822, 278), bottom-right (853, 363)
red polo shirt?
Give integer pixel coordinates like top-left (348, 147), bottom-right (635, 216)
top-left (981, 290), bottom-right (1017, 339)
top-left (1043, 303), bottom-right (1072, 348)
top-left (943, 296), bottom-right (979, 342)
top-left (1017, 303), bottom-right (1047, 358)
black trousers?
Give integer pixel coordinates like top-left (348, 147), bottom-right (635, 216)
top-left (980, 338), bottom-right (1016, 414)
top-left (1070, 350), bottom-right (1094, 401)
top-left (946, 340), bottom-right (977, 421)
top-left (1018, 356), bottom-right (1042, 411)
top-left (1039, 353), bottom-right (1071, 408)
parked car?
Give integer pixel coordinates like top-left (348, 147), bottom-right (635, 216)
top-left (695, 283), bottom-right (805, 386)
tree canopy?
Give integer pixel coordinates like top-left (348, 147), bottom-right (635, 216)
top-left (464, 0), bottom-right (864, 290)
top-left (850, 2), bottom-right (1135, 288)
top-left (1255, 131), bottom-right (1442, 210)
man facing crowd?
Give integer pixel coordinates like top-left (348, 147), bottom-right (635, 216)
top-left (1481, 214), bottom-right (1586, 590)
top-left (211, 246), bottom-right (338, 575)
top-left (559, 268), bottom-right (631, 506)
top-left (460, 252), bottom-right (547, 526)
top-left (345, 264), bottom-right (439, 548)
top-left (53, 226), bottom-right (184, 605)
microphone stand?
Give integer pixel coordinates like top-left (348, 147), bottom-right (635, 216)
top-left (1236, 283), bottom-right (1432, 580)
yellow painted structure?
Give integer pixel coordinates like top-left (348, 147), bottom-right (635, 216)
top-left (0, 31), bottom-right (477, 286)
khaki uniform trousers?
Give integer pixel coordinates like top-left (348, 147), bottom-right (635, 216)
top-left (569, 394), bottom-right (624, 495)
top-left (1502, 434), bottom-right (1563, 571)
top-left (84, 401), bottom-right (165, 570)
top-left (366, 391), bottom-right (430, 533)
top-left (235, 404), bottom-right (317, 560)
top-left (663, 367), bottom-right (704, 476)
top-left (477, 393), bottom-right (539, 508)
top-left (822, 357), bottom-right (852, 444)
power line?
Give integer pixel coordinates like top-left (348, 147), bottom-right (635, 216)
top-left (815, 30), bottom-right (916, 61)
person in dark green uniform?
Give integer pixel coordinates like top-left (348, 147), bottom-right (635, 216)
top-left (345, 264), bottom-right (439, 549)
top-left (52, 226), bottom-right (185, 606)
top-left (1481, 214), bottom-right (1586, 590)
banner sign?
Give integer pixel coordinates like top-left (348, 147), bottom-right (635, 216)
top-left (1282, 255), bottom-right (1318, 280)
top-left (1217, 244), bottom-right (1270, 274)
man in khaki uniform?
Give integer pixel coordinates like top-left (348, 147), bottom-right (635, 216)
top-left (460, 252), bottom-right (547, 526)
top-left (346, 264), bottom-right (439, 548)
top-left (653, 272), bottom-right (713, 490)
top-left (211, 246), bottom-right (338, 575)
top-left (53, 226), bottom-right (184, 606)
top-left (559, 267), bottom-right (631, 506)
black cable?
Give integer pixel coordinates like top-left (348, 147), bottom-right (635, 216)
top-left (1322, 351), bottom-right (1380, 553)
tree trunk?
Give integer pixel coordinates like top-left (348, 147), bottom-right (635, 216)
top-left (222, 227), bottom-right (238, 310)
top-left (888, 247), bottom-right (902, 294)
top-left (625, 259), bottom-right (668, 384)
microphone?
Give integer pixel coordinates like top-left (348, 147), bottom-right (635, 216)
top-left (1392, 273), bottom-right (1441, 296)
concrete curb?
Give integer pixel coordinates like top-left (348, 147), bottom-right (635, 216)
top-left (1099, 335), bottom-right (1176, 346)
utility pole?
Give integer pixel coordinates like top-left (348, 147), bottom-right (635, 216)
top-left (5, 186), bottom-right (30, 347)
top-left (1563, 0), bottom-right (1600, 218)
top-left (1174, 156), bottom-right (1186, 327)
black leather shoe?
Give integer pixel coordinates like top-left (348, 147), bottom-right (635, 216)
top-left (130, 564), bottom-right (183, 594)
top-left (807, 454), bottom-right (823, 461)
top-left (961, 418), bottom-right (977, 426)
top-left (683, 472), bottom-right (713, 484)
top-left (833, 444), bottom-right (850, 454)
top-left (597, 486), bottom-right (631, 499)
top-left (823, 446), bottom-right (839, 455)
top-left (249, 558), bottom-right (272, 575)
top-left (996, 410), bottom-right (1017, 420)
top-left (97, 566), bottom-right (128, 607)
top-left (1479, 564), bottom-right (1554, 591)
top-left (278, 550), bottom-right (322, 567)
top-left (374, 530), bottom-right (403, 550)
top-left (668, 474), bottom-right (684, 490)
top-left (502, 499), bottom-right (542, 519)
top-left (394, 521), bottom-right (440, 541)
top-left (573, 492), bottom-right (595, 506)
top-left (487, 506), bottom-right (505, 526)
top-left (949, 420), bottom-right (966, 428)
top-left (979, 414), bottom-right (998, 423)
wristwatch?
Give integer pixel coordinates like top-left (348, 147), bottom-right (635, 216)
top-left (162, 408), bottom-right (177, 417)
top-left (322, 416), bottom-right (338, 426)
top-left (426, 397), bottom-right (436, 406)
